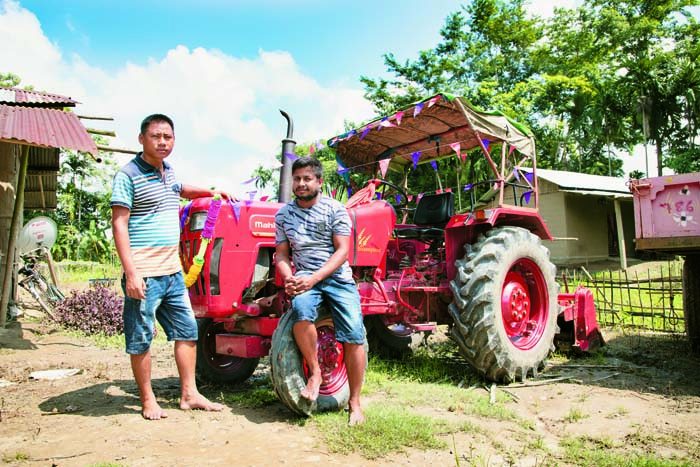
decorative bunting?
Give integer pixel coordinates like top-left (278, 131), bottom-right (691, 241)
top-left (430, 161), bottom-right (437, 171)
top-left (284, 152), bottom-right (299, 161)
top-left (242, 176), bottom-right (259, 185)
top-left (244, 199), bottom-right (253, 208)
top-left (360, 127), bottom-right (370, 140)
top-left (347, 187), bottom-right (352, 198)
top-left (379, 159), bottom-right (390, 178)
top-left (180, 202), bottom-right (192, 230)
top-left (414, 102), bottom-right (424, 117)
top-left (309, 144), bottom-right (316, 154)
top-left (509, 144), bottom-right (516, 156)
top-left (436, 189), bottom-right (443, 194)
top-left (260, 195), bottom-right (269, 202)
top-left (231, 200), bottom-right (241, 222)
top-left (449, 142), bottom-right (461, 155)
top-left (378, 117), bottom-right (394, 130)
top-left (428, 96), bottom-right (440, 107)
top-left (481, 139), bottom-right (490, 150)
top-left (523, 191), bottom-right (533, 205)
top-left (396, 194), bottom-right (402, 204)
top-left (417, 193), bottom-right (424, 201)
top-left (376, 192), bottom-right (382, 200)
top-left (445, 187), bottom-right (452, 192)
top-left (247, 191), bottom-right (257, 201)
top-left (464, 184), bottom-right (473, 191)
top-left (395, 111), bottom-right (404, 126)
top-left (408, 195), bottom-right (413, 202)
top-left (331, 189), bottom-right (337, 198)
top-left (524, 172), bottom-right (534, 184)
top-left (317, 140), bottom-right (326, 151)
top-left (513, 169), bottom-right (521, 182)
top-left (412, 151), bottom-right (421, 169)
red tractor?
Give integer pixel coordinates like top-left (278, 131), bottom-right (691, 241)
top-left (179, 93), bottom-right (604, 416)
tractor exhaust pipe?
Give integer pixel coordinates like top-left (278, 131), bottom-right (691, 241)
top-left (278, 110), bottom-right (296, 203)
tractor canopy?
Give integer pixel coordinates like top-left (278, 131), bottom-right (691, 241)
top-left (328, 93), bottom-right (536, 174)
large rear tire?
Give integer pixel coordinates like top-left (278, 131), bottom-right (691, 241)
top-left (448, 227), bottom-right (559, 383)
top-left (270, 307), bottom-right (367, 416)
top-left (195, 318), bottom-right (260, 384)
top-left (683, 255), bottom-right (700, 353)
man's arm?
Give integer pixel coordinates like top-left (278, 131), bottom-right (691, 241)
top-left (275, 241), bottom-right (297, 296)
top-left (111, 205), bottom-right (146, 300)
top-left (288, 234), bottom-right (350, 296)
top-left (180, 184), bottom-right (238, 201)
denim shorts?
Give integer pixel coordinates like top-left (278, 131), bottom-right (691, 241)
top-left (291, 275), bottom-right (364, 345)
top-left (121, 272), bottom-right (197, 354)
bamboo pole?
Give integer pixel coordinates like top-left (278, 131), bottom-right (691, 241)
top-left (0, 145), bottom-right (29, 327)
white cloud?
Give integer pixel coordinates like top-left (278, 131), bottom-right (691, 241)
top-left (1, 0), bottom-right (373, 196)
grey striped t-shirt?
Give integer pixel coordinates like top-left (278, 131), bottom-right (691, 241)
top-left (274, 196), bottom-right (353, 282)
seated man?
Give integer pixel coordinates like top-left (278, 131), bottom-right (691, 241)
top-left (274, 156), bottom-right (366, 426)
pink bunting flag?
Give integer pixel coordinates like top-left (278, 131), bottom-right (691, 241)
top-left (379, 159), bottom-right (390, 178)
top-left (408, 194), bottom-right (413, 202)
top-left (309, 144), bottom-right (316, 154)
top-left (445, 187), bottom-right (452, 192)
top-left (412, 151), bottom-right (421, 169)
top-left (414, 102), bottom-right (424, 117)
top-left (417, 193), bottom-right (424, 201)
top-left (260, 195), bottom-right (269, 202)
top-left (449, 142), bottom-right (461, 155)
top-left (378, 117), bottom-right (394, 130)
top-left (331, 189), bottom-right (337, 198)
top-left (509, 144), bottom-right (516, 156)
top-left (395, 111), bottom-right (404, 126)
top-left (436, 189), bottom-right (443, 194)
top-left (428, 96), bottom-right (440, 107)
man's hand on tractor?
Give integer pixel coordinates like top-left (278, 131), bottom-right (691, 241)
top-left (214, 190), bottom-right (238, 202)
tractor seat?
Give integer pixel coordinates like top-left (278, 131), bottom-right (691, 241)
top-left (395, 192), bottom-right (454, 240)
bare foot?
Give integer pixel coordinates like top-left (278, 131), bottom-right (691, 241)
top-left (300, 373), bottom-right (321, 402)
top-left (141, 399), bottom-right (168, 420)
top-left (180, 393), bottom-right (225, 412)
top-left (348, 408), bottom-right (365, 426)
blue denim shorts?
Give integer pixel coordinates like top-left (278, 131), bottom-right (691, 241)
top-left (121, 272), bottom-right (197, 354)
top-left (291, 275), bottom-right (364, 344)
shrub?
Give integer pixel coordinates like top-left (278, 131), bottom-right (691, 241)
top-left (53, 284), bottom-right (124, 336)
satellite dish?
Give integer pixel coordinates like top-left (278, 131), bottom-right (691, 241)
top-left (17, 217), bottom-right (58, 254)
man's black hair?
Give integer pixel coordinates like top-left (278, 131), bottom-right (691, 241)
top-left (140, 114), bottom-right (174, 135)
top-left (292, 156), bottom-right (323, 180)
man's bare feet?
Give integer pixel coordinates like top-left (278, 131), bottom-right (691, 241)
top-left (141, 399), bottom-right (168, 420)
top-left (300, 373), bottom-right (321, 402)
top-left (180, 393), bottom-right (225, 412)
top-left (348, 408), bottom-right (365, 426)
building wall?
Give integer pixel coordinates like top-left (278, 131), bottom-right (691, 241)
top-left (0, 142), bottom-right (19, 304)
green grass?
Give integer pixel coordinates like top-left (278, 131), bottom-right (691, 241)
top-left (561, 436), bottom-right (695, 467)
top-left (312, 404), bottom-right (448, 459)
top-left (222, 385), bottom-right (279, 409)
top-left (2, 452), bottom-right (29, 463)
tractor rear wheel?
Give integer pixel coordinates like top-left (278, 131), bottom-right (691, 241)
top-left (448, 227), bottom-right (559, 383)
top-left (195, 318), bottom-right (260, 384)
top-left (683, 254), bottom-right (700, 353)
top-left (270, 307), bottom-right (367, 416)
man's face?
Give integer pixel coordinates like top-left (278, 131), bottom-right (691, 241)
top-left (292, 166), bottom-right (322, 202)
top-left (138, 121), bottom-right (174, 162)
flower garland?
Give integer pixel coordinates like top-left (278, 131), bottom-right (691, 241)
top-left (184, 194), bottom-right (222, 287)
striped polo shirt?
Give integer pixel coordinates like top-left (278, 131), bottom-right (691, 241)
top-left (111, 153), bottom-right (183, 278)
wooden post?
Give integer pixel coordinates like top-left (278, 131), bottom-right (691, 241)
top-left (0, 144), bottom-right (29, 327)
top-left (614, 198), bottom-right (627, 271)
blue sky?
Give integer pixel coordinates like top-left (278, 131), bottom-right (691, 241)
top-left (2, 0), bottom-right (580, 194)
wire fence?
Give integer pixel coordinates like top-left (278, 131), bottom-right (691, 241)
top-left (559, 260), bottom-right (685, 334)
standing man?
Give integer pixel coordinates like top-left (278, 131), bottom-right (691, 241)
top-left (274, 156), bottom-right (366, 426)
top-left (111, 113), bottom-right (232, 420)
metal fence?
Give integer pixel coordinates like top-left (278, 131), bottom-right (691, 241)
top-left (559, 260), bottom-right (685, 334)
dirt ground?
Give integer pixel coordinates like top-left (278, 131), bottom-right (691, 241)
top-left (1, 304), bottom-right (700, 466)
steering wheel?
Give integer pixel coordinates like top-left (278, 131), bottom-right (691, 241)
top-left (369, 179), bottom-right (410, 220)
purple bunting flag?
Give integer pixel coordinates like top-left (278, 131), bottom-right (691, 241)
top-left (242, 176), bottom-right (259, 185)
top-left (284, 152), bottom-right (299, 161)
top-left (232, 201), bottom-right (241, 222)
top-left (360, 127), bottom-right (370, 140)
top-left (464, 184), bottom-right (473, 191)
top-left (523, 190), bottom-right (532, 205)
top-left (396, 194), bottom-right (402, 204)
top-left (430, 161), bottom-right (437, 171)
top-left (414, 102), bottom-right (424, 117)
top-left (513, 169), bottom-right (521, 182)
top-left (412, 151), bottom-right (421, 169)
top-left (524, 172), bottom-right (534, 184)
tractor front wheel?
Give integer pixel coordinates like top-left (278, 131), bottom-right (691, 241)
top-left (195, 318), bottom-right (260, 384)
top-left (270, 307), bottom-right (367, 416)
top-left (448, 227), bottom-right (559, 383)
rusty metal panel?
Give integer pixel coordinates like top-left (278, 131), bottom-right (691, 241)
top-left (0, 87), bottom-right (78, 106)
top-left (0, 105), bottom-right (97, 155)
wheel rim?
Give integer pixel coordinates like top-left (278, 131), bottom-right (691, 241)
top-left (303, 319), bottom-right (347, 397)
top-left (204, 322), bottom-right (249, 373)
top-left (500, 258), bottom-right (548, 350)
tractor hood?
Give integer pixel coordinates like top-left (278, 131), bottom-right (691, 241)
top-left (328, 93), bottom-right (536, 173)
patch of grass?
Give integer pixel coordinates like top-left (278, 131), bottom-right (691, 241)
top-left (563, 407), bottom-right (589, 423)
top-left (223, 386), bottom-right (278, 409)
top-left (606, 405), bottom-right (630, 418)
top-left (2, 452), bottom-right (29, 462)
top-left (561, 435), bottom-right (694, 467)
top-left (312, 403), bottom-right (448, 459)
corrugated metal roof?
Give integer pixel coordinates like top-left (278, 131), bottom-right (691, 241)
top-left (534, 168), bottom-right (631, 196)
top-left (0, 104), bottom-right (97, 155)
top-left (0, 86), bottom-right (78, 106)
